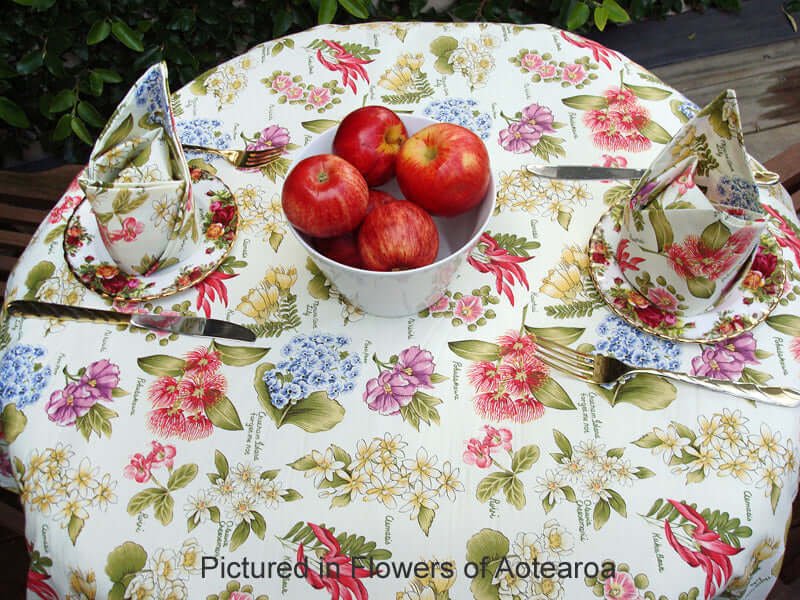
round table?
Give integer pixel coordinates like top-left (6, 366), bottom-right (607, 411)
top-left (2, 21), bottom-right (800, 600)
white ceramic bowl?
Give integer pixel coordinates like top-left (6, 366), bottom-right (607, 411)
top-left (285, 115), bottom-right (495, 317)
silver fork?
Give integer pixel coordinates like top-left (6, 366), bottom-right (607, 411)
top-left (182, 144), bottom-right (284, 168)
top-left (530, 334), bottom-right (800, 408)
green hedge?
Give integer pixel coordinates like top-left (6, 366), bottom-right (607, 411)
top-left (1, 0), bottom-right (743, 165)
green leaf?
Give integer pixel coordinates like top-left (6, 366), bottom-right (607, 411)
top-left (524, 326), bottom-right (584, 345)
top-left (111, 20), bottom-right (144, 52)
top-left (49, 90), bottom-right (75, 113)
top-left (593, 499), bottom-right (611, 530)
top-left (417, 505), bottom-right (435, 536)
top-left (607, 489), bottom-right (627, 516)
top-left (71, 117), bottom-right (93, 145)
top-left (466, 529), bottom-right (509, 600)
top-left (105, 541), bottom-right (147, 583)
top-left (0, 96), bottom-right (30, 128)
top-left (429, 373), bottom-right (448, 383)
top-left (766, 315), bottom-right (800, 336)
top-left (214, 450), bottom-right (229, 479)
top-left (87, 20), bottom-right (111, 45)
top-left (476, 472), bottom-right (511, 503)
top-left (93, 68), bottom-right (123, 83)
top-left (301, 118), bottom-right (339, 134)
top-left (255, 364), bottom-right (344, 432)
top-left (287, 455), bottom-right (317, 471)
top-left (230, 521), bottom-right (250, 551)
top-left (77, 101), bottom-right (104, 128)
top-left (137, 355), bottom-right (186, 377)
top-left (127, 488), bottom-right (164, 515)
top-left (448, 340), bottom-right (501, 362)
top-left (23, 260), bottom-right (55, 300)
top-left (567, 2), bottom-right (590, 29)
top-left (562, 485), bottom-right (577, 502)
top-left (648, 206), bottom-right (673, 252)
top-left (53, 114), bottom-right (72, 141)
top-left (637, 120), bottom-right (673, 144)
top-left (607, 447), bottom-right (624, 459)
top-left (210, 341), bottom-right (269, 366)
top-left (272, 10), bottom-right (293, 37)
top-left (281, 489), bottom-right (303, 502)
top-left (504, 477), bottom-right (525, 510)
top-left (1, 404), bottom-right (27, 443)
top-left (429, 36), bottom-right (459, 57)
top-left (701, 221), bottom-right (731, 251)
top-left (153, 493), bottom-right (174, 526)
top-left (687, 276), bottom-right (716, 299)
top-left (205, 396), bottom-right (243, 431)
top-left (615, 374), bottom-right (676, 410)
top-left (771, 482), bottom-right (781, 513)
top-left (16, 48), bottom-right (43, 75)
top-left (604, 0), bottom-right (630, 22)
top-left (338, 0), bottom-right (369, 18)
top-left (67, 515), bottom-right (84, 544)
top-left (594, 6), bottom-right (609, 30)
top-left (553, 429), bottom-right (573, 458)
top-left (623, 83), bottom-right (671, 101)
top-left (633, 432), bottom-right (663, 448)
top-left (97, 113), bottom-right (133, 155)
top-left (535, 378), bottom-right (576, 410)
top-left (561, 94), bottom-right (609, 111)
top-left (739, 367), bottom-right (772, 386)
top-left (634, 467), bottom-right (655, 479)
top-left (167, 464), bottom-right (198, 491)
top-left (251, 511), bottom-right (266, 539)
top-left (511, 445), bottom-right (540, 473)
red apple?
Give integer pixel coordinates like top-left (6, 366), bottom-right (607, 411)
top-left (366, 189), bottom-right (397, 215)
top-left (396, 123), bottom-right (490, 217)
top-left (333, 106), bottom-right (408, 186)
top-left (314, 233), bottom-right (363, 269)
top-left (282, 154), bottom-right (368, 238)
top-left (358, 201), bottom-right (439, 271)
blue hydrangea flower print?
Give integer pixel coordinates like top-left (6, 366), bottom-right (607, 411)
top-left (423, 98), bottom-right (492, 140)
top-left (677, 100), bottom-right (700, 121)
top-left (135, 67), bottom-right (170, 127)
top-left (262, 334), bottom-right (360, 409)
top-left (0, 344), bottom-right (52, 409)
top-left (177, 119), bottom-right (232, 149)
top-left (716, 175), bottom-right (761, 214)
top-left (595, 314), bottom-right (681, 371)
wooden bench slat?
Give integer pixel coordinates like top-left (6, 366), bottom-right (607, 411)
top-left (0, 202), bottom-right (50, 225)
top-left (0, 255), bottom-right (18, 272)
top-left (765, 142), bottom-right (800, 193)
top-left (0, 165), bottom-right (82, 202)
top-left (0, 230), bottom-right (33, 249)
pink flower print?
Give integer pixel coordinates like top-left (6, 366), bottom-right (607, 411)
top-left (482, 425), bottom-right (512, 452)
top-left (498, 122), bottom-right (541, 152)
top-left (602, 155), bottom-right (628, 168)
top-left (284, 86), bottom-right (304, 101)
top-left (467, 361), bottom-right (501, 393)
top-left (316, 39), bottom-right (372, 94)
top-left (148, 376), bottom-right (180, 409)
top-left (178, 372), bottom-right (226, 413)
top-left (666, 242), bottom-right (700, 279)
top-left (790, 337), bottom-right (800, 361)
top-left (123, 453), bottom-right (152, 483)
top-left (228, 593), bottom-right (253, 600)
top-left (609, 104), bottom-right (649, 134)
top-left (496, 330), bottom-right (537, 360)
top-left (146, 441), bottom-right (177, 469)
top-left (647, 286), bottom-right (680, 313)
top-left (675, 165), bottom-right (696, 195)
top-left (247, 125), bottom-right (290, 151)
top-left (604, 86), bottom-right (637, 108)
top-left (307, 87), bottom-right (331, 108)
top-left (691, 347), bottom-right (744, 381)
top-left (184, 347), bottom-right (222, 376)
top-left (536, 64), bottom-right (557, 79)
top-left (474, 390), bottom-right (521, 422)
top-left (429, 295), bottom-right (450, 312)
top-left (584, 109), bottom-right (613, 132)
top-left (395, 346), bottom-right (435, 389)
top-left (616, 238), bottom-right (645, 273)
top-left (497, 354), bottom-right (549, 396)
top-left (520, 103), bottom-right (555, 135)
top-left (363, 370), bottom-right (416, 416)
top-left (271, 75), bottom-right (293, 92)
top-left (561, 63), bottom-right (587, 84)
top-left (45, 383), bottom-right (95, 426)
top-left (727, 226), bottom-right (759, 255)
top-left (716, 333), bottom-right (758, 365)
top-left (463, 438), bottom-right (492, 468)
top-left (520, 53), bottom-right (544, 72)
top-left (560, 31), bottom-right (620, 70)
top-left (603, 571), bottom-right (640, 600)
top-left (80, 359), bottom-right (120, 401)
top-left (454, 295), bottom-right (484, 323)
top-left (108, 217), bottom-right (145, 242)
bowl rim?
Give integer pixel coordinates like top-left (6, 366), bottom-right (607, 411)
top-left (285, 114), bottom-right (497, 277)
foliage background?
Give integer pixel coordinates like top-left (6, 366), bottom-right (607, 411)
top-left (0, 0), bottom-right (749, 165)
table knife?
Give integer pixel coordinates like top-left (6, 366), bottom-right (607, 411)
top-left (526, 164), bottom-right (780, 185)
top-left (6, 300), bottom-right (256, 342)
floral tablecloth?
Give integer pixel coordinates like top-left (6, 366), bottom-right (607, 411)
top-left (2, 21), bottom-right (800, 600)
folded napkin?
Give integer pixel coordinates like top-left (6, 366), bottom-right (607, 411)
top-left (78, 63), bottom-right (198, 276)
top-left (621, 89), bottom-right (766, 316)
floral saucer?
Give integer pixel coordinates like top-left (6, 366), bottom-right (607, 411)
top-left (64, 170), bottom-right (238, 301)
top-left (587, 205), bottom-right (785, 343)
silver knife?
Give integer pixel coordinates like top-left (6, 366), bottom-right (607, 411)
top-left (526, 164), bottom-right (780, 185)
top-left (6, 300), bottom-right (256, 342)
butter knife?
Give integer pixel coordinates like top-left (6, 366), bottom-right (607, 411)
top-left (526, 164), bottom-right (780, 185)
top-left (6, 301), bottom-right (256, 342)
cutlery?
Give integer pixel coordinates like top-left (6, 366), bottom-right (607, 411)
top-left (6, 301), bottom-right (256, 342)
top-left (529, 333), bottom-right (800, 407)
top-left (526, 165), bottom-right (780, 186)
top-left (182, 144), bottom-right (284, 169)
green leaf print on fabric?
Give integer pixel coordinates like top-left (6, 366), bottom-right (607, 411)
top-left (465, 528), bottom-right (509, 600)
top-left (23, 260), bottom-right (56, 300)
top-left (278, 521), bottom-right (391, 570)
top-left (105, 541), bottom-right (147, 600)
top-left (0, 404), bottom-right (27, 443)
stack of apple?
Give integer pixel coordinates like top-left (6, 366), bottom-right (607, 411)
top-left (282, 106), bottom-right (491, 271)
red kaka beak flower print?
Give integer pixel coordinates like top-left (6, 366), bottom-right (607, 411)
top-left (663, 499), bottom-right (743, 600)
top-left (316, 40), bottom-right (372, 94)
top-left (467, 232), bottom-right (532, 305)
top-left (194, 269), bottom-right (237, 317)
top-left (297, 522), bottom-right (373, 600)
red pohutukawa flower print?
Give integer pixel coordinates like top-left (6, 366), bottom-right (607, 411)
top-left (316, 40), bottom-right (372, 94)
top-left (467, 232), bottom-right (532, 305)
top-left (296, 522), bottom-right (372, 600)
top-left (582, 87), bottom-right (650, 152)
top-left (665, 228), bottom-right (758, 282)
top-left (663, 499), bottom-right (743, 599)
